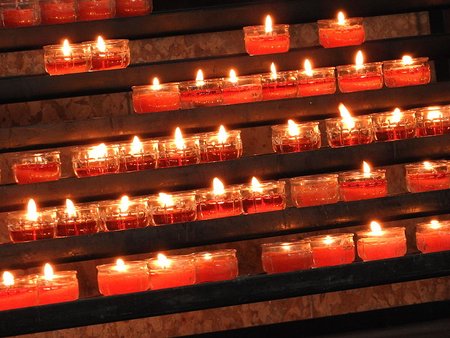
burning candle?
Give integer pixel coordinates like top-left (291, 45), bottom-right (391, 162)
top-left (7, 199), bottom-right (56, 243)
top-left (271, 119), bottom-right (321, 153)
top-left (199, 125), bottom-right (243, 162)
top-left (192, 249), bottom-right (238, 283)
top-left (414, 106), bottom-right (450, 136)
top-left (0, 0), bottom-right (40, 27)
top-left (148, 192), bottom-right (197, 225)
top-left (101, 195), bottom-right (149, 231)
top-left (357, 221), bottom-right (406, 261)
top-left (179, 69), bottom-right (223, 108)
top-left (261, 63), bottom-right (298, 101)
top-left (309, 233), bottom-right (355, 268)
top-left (241, 177), bottom-right (286, 214)
top-left (97, 259), bottom-right (150, 296)
top-left (56, 199), bottom-right (100, 237)
top-left (371, 108), bottom-right (416, 141)
top-left (337, 51), bottom-right (383, 93)
top-left (326, 103), bottom-right (374, 147)
top-left (243, 15), bottom-right (290, 56)
top-left (119, 136), bottom-right (158, 172)
top-left (88, 36), bottom-right (130, 71)
top-left (196, 177), bottom-right (242, 220)
top-left (115, 0), bottom-right (152, 17)
top-left (12, 151), bottom-right (61, 185)
top-left (416, 219), bottom-right (450, 254)
top-left (290, 174), bottom-right (340, 208)
top-left (405, 160), bottom-right (450, 193)
top-left (221, 69), bottom-right (262, 105)
top-left (39, 0), bottom-right (76, 24)
top-left (0, 271), bottom-right (38, 311)
top-left (157, 127), bottom-right (200, 168)
top-left (147, 254), bottom-right (196, 290)
top-left (318, 11), bottom-right (365, 48)
top-left (72, 143), bottom-right (120, 178)
top-left (132, 77), bottom-right (181, 113)
top-left (77, 0), bottom-right (115, 21)
top-left (383, 55), bottom-right (431, 88)
top-left (36, 263), bottom-right (79, 305)
top-left (338, 161), bottom-right (388, 202)
top-left (297, 59), bottom-right (336, 97)
top-left (261, 240), bottom-right (313, 274)
top-left (43, 39), bottom-right (92, 76)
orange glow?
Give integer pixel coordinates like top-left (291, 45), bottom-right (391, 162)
top-left (304, 59), bottom-right (313, 77)
top-left (270, 62), bottom-right (277, 80)
top-left (337, 11), bottom-right (346, 25)
top-left (217, 125), bottom-right (228, 143)
top-left (62, 39), bottom-right (71, 57)
top-left (174, 127), bottom-right (185, 150)
top-left (114, 258), bottom-right (127, 272)
top-left (429, 220), bottom-right (441, 230)
top-left (96, 36), bottom-right (106, 53)
top-left (158, 193), bottom-right (174, 207)
top-left (369, 221), bottom-right (383, 235)
top-left (2, 271), bottom-right (14, 286)
top-left (287, 119), bottom-right (300, 137)
top-left (229, 69), bottom-right (238, 83)
top-left (323, 235), bottom-right (334, 245)
top-left (355, 50), bottom-right (364, 70)
top-left (26, 199), bottom-right (39, 222)
top-left (264, 15), bottom-right (273, 33)
top-left (119, 195), bottom-right (130, 213)
top-left (151, 77), bottom-right (161, 90)
top-left (423, 161), bottom-right (433, 170)
top-left (391, 108), bottom-right (403, 124)
top-left (363, 161), bottom-right (371, 178)
top-left (156, 253), bottom-right (171, 269)
top-left (196, 69), bottom-right (205, 86)
top-left (65, 199), bottom-right (77, 218)
top-left (338, 103), bottom-right (355, 129)
top-left (251, 177), bottom-right (263, 193)
top-left (88, 143), bottom-right (107, 160)
top-left (212, 178), bottom-right (226, 195)
top-left (402, 55), bottom-right (413, 65)
top-left (44, 263), bottom-right (54, 281)
top-left (130, 136), bottom-right (143, 155)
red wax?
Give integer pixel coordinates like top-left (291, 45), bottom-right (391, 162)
top-left (157, 154), bottom-right (198, 168)
top-left (9, 225), bottom-right (55, 242)
top-left (179, 88), bottom-right (223, 107)
top-left (242, 194), bottom-right (285, 214)
top-left (311, 246), bottom-right (355, 268)
top-left (13, 162), bottom-right (61, 184)
top-left (319, 26), bottom-right (365, 48)
top-left (152, 209), bottom-right (196, 225)
top-left (40, 1), bottom-right (76, 24)
top-left (149, 268), bottom-right (196, 290)
top-left (132, 91), bottom-right (180, 113)
top-left (78, 0), bottom-right (114, 20)
top-left (357, 239), bottom-right (406, 261)
top-left (0, 286), bottom-right (38, 311)
top-left (375, 126), bottom-right (415, 141)
top-left (200, 145), bottom-right (240, 162)
top-left (116, 0), bottom-right (151, 16)
top-left (57, 219), bottom-right (98, 237)
top-left (384, 65), bottom-right (431, 88)
top-left (273, 137), bottom-right (320, 153)
top-left (98, 270), bottom-right (149, 296)
top-left (245, 35), bottom-right (290, 55)
top-left (74, 163), bottom-right (119, 177)
top-left (262, 81), bottom-right (297, 101)
top-left (91, 54), bottom-right (129, 71)
top-left (262, 251), bottom-right (313, 274)
top-left (197, 199), bottom-right (242, 220)
top-left (339, 179), bottom-right (387, 202)
top-left (105, 214), bottom-right (148, 231)
top-left (406, 173), bottom-right (450, 193)
top-left (222, 85), bottom-right (262, 105)
top-left (328, 133), bottom-right (373, 147)
top-left (291, 181), bottom-right (340, 208)
top-left (38, 282), bottom-right (79, 305)
top-left (119, 155), bottom-right (157, 172)
top-left (416, 121), bottom-right (450, 136)
top-left (195, 257), bottom-right (238, 283)
top-left (416, 232), bottom-right (450, 253)
top-left (2, 8), bottom-right (38, 27)
top-left (338, 73), bottom-right (383, 93)
top-left (45, 58), bottom-right (91, 75)
top-left (298, 77), bottom-right (336, 97)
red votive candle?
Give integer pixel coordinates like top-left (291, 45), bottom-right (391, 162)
top-left (290, 174), bottom-right (340, 208)
top-left (36, 264), bottom-right (79, 305)
top-left (132, 78), bottom-right (180, 113)
top-left (405, 160), bottom-right (450, 193)
top-left (309, 233), bottom-right (355, 268)
top-left (337, 51), bottom-right (383, 93)
top-left (192, 249), bottom-right (238, 283)
top-left (77, 0), bottom-right (114, 20)
top-left (416, 220), bottom-right (450, 254)
top-left (179, 69), bottom-right (223, 108)
top-left (115, 0), bottom-right (152, 17)
top-left (12, 151), bottom-right (61, 185)
top-left (338, 162), bottom-right (387, 202)
top-left (1, 0), bottom-right (40, 27)
top-left (243, 15), bottom-right (289, 56)
top-left (97, 259), bottom-right (149, 296)
top-left (147, 254), bottom-right (196, 290)
top-left (0, 272), bottom-right (38, 311)
top-left (262, 63), bottom-right (297, 101)
top-left (43, 40), bottom-right (92, 76)
top-left (88, 36), bottom-right (130, 71)
top-left (371, 108), bottom-right (416, 141)
top-left (271, 120), bottom-right (321, 153)
top-left (383, 56), bottom-right (431, 88)
top-left (222, 69), bottom-right (262, 105)
top-left (157, 128), bottom-right (200, 168)
top-left (148, 192), bottom-right (197, 225)
top-left (101, 196), bottom-right (149, 231)
top-left (40, 0), bottom-right (76, 24)
top-left (261, 240), bottom-right (313, 274)
top-left (72, 143), bottom-right (120, 178)
top-left (318, 12), bottom-right (364, 48)
top-left (196, 178), bottom-right (242, 220)
top-left (199, 126), bottom-right (242, 162)
top-left (119, 136), bottom-right (158, 172)
top-left (414, 106), bottom-right (450, 136)
top-left (357, 221), bottom-right (406, 261)
top-left (241, 177), bottom-right (286, 214)
top-left (297, 59), bottom-right (336, 97)
top-left (56, 199), bottom-right (100, 237)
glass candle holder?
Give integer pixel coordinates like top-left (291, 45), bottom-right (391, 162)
top-left (12, 151), bottom-right (61, 185)
top-left (261, 240), bottom-right (313, 274)
top-left (271, 121), bottom-right (321, 153)
top-left (337, 62), bottom-right (383, 93)
top-left (222, 74), bottom-right (262, 105)
top-left (383, 57), bottom-right (431, 88)
top-left (147, 254), bottom-right (196, 290)
top-left (371, 109), bottom-right (416, 141)
top-left (199, 129), bottom-right (242, 162)
top-left (97, 259), bottom-right (150, 296)
top-left (196, 186), bottom-right (242, 220)
top-left (243, 22), bottom-right (289, 56)
top-left (56, 203), bottom-right (100, 237)
top-left (72, 143), bottom-right (120, 178)
top-left (414, 106), bottom-right (450, 136)
top-left (88, 38), bottom-right (130, 71)
top-left (115, 0), bottom-right (152, 17)
top-left (405, 160), bottom-right (450, 193)
top-left (290, 174), bottom-right (340, 208)
top-left (36, 270), bottom-right (79, 305)
top-left (192, 249), bottom-right (238, 283)
top-left (261, 70), bottom-right (298, 101)
top-left (148, 192), bottom-right (197, 225)
top-left (309, 233), bottom-right (355, 268)
top-left (338, 168), bottom-right (387, 202)
top-left (1, 0), bottom-right (40, 27)
top-left (119, 138), bottom-right (158, 172)
top-left (326, 115), bottom-right (374, 147)
top-left (43, 42), bottom-right (92, 76)
top-left (0, 275), bottom-right (38, 311)
top-left (101, 198), bottom-right (149, 231)
top-left (7, 209), bottom-right (56, 243)
top-left (179, 79), bottom-right (223, 109)
top-left (77, 0), bottom-right (115, 20)
top-left (132, 82), bottom-right (180, 114)
top-left (318, 17), bottom-right (365, 48)
top-left (157, 135), bottom-right (200, 168)
top-left (297, 67), bottom-right (336, 97)
top-left (416, 220), bottom-right (450, 254)
top-left (39, 0), bottom-right (76, 24)
top-left (241, 179), bottom-right (286, 214)
top-left (357, 226), bottom-right (406, 261)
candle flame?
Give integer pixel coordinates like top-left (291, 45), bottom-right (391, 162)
top-left (158, 193), bottom-right (174, 208)
top-left (217, 125), bottom-right (228, 143)
top-left (26, 199), bottom-right (39, 222)
top-left (264, 15), bottom-right (273, 33)
top-left (251, 176), bottom-right (263, 193)
top-left (229, 69), bottom-right (238, 84)
top-left (115, 258), bottom-right (127, 272)
top-left (363, 161), bottom-right (371, 178)
top-left (281, 243), bottom-right (292, 251)
top-left (402, 55), bottom-right (413, 65)
top-left (65, 199), bottom-right (77, 218)
top-left (391, 108), bottom-right (403, 124)
top-left (203, 253), bottom-right (213, 260)
top-left (423, 161), bottom-right (433, 170)
top-left (151, 77), bottom-right (161, 90)
top-left (287, 119), bottom-right (300, 137)
top-left (156, 253), bottom-right (171, 269)
top-left (119, 195), bottom-right (130, 213)
top-left (88, 143), bottom-right (107, 160)
top-left (337, 11), bottom-right (346, 25)
top-left (355, 50), bottom-right (364, 70)
top-left (369, 221), bottom-right (383, 235)
top-left (212, 177), bottom-right (226, 195)
top-left (2, 271), bottom-right (14, 286)
top-left (62, 39), bottom-right (71, 57)
top-left (130, 136), bottom-right (143, 155)
top-left (44, 263), bottom-right (54, 281)
top-left (427, 109), bottom-right (443, 121)
top-left (304, 59), bottom-right (313, 77)
top-left (323, 235), bottom-right (334, 245)
top-left (196, 69), bottom-right (205, 86)
top-left (338, 103), bottom-right (355, 129)
top-left (270, 62), bottom-right (277, 80)
top-left (97, 36), bottom-right (106, 53)
top-left (174, 127), bottom-right (185, 150)
top-left (429, 220), bottom-right (441, 230)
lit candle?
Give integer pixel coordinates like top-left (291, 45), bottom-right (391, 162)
top-left (261, 241), bottom-right (313, 274)
top-left (148, 192), bottom-right (197, 225)
top-left (56, 199), bottom-right (100, 237)
top-left (356, 221), bottom-right (406, 261)
top-left (271, 119), bottom-right (321, 153)
top-left (115, 0), bottom-right (152, 17)
top-left (309, 233), bottom-right (355, 268)
top-left (372, 108), bottom-right (416, 141)
top-left (199, 125), bottom-right (243, 162)
top-left (40, 0), bottom-right (77, 24)
top-left (157, 127), bottom-right (200, 168)
top-left (297, 59), bottom-right (336, 97)
top-left (0, 271), bottom-right (38, 311)
top-left (43, 39), bottom-right (92, 76)
top-left (119, 136), bottom-right (158, 172)
top-left (192, 249), bottom-right (239, 283)
top-left (179, 69), bottom-right (223, 108)
top-left (405, 160), bottom-right (450, 193)
top-left (414, 106), bottom-right (450, 136)
top-left (290, 174), bottom-right (340, 208)
top-left (147, 253), bottom-right (196, 290)
top-left (36, 263), bottom-right (79, 305)
top-left (1, 0), bottom-right (40, 27)
top-left (89, 36), bottom-right (130, 71)
top-left (132, 77), bottom-right (181, 113)
top-left (221, 68), bottom-right (262, 105)
top-left (261, 62), bottom-right (298, 101)
top-left (318, 11), bottom-right (365, 48)
top-left (77, 0), bottom-right (115, 21)
top-left (72, 143), bottom-right (121, 178)
top-left (102, 195), bottom-right (149, 231)
top-left (241, 177), bottom-right (286, 214)
top-left (12, 150), bottom-right (61, 184)
top-left (383, 55), bottom-right (431, 88)
top-left (416, 219), bottom-right (450, 253)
